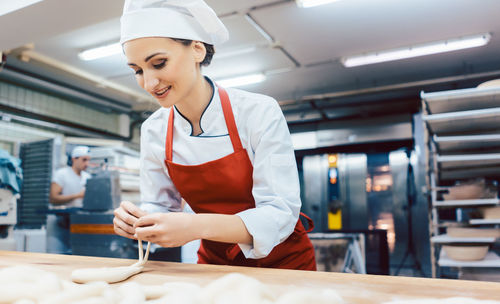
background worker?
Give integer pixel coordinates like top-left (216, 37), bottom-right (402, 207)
top-left (47, 145), bottom-right (91, 254)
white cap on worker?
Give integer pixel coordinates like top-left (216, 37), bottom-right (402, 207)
top-left (120, 0), bottom-right (229, 45)
top-left (71, 146), bottom-right (90, 158)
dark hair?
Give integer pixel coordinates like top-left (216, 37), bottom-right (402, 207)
top-left (171, 38), bottom-right (215, 66)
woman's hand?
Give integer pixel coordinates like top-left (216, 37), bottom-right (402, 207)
top-left (113, 201), bottom-right (147, 239)
top-left (134, 212), bottom-right (197, 247)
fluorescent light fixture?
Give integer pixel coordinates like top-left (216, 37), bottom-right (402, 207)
top-left (78, 42), bottom-right (122, 61)
top-left (0, 0), bottom-right (43, 17)
top-left (296, 0), bottom-right (342, 8)
top-left (342, 33), bottom-right (491, 67)
top-left (216, 73), bottom-right (266, 88)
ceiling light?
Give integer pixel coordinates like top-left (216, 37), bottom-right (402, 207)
top-left (342, 33), bottom-right (491, 67)
top-left (0, 0), bottom-right (43, 17)
top-left (216, 73), bottom-right (266, 88)
top-left (296, 0), bottom-right (342, 8)
top-left (78, 42), bottom-right (122, 61)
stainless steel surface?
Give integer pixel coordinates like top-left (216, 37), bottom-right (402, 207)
top-left (437, 153), bottom-right (500, 169)
top-left (302, 147), bottom-right (432, 276)
top-left (284, 70), bottom-right (500, 105)
top-left (291, 116), bottom-right (412, 150)
top-left (431, 235), bottom-right (497, 243)
top-left (316, 121), bottom-right (412, 148)
top-left (0, 111), bottom-right (112, 139)
top-left (341, 154), bottom-right (369, 230)
top-left (440, 166), bottom-right (500, 180)
top-left (389, 150), bottom-right (409, 266)
top-left (435, 134), bottom-right (500, 153)
top-left (412, 113), bottom-right (433, 277)
top-left (421, 86), bottom-right (500, 114)
top-left (302, 153), bottom-right (369, 231)
top-left (423, 107), bottom-right (500, 135)
top-left (424, 85), bottom-right (500, 279)
top-left (308, 232), bottom-right (366, 274)
top-left (302, 154), bottom-right (328, 232)
top-left (0, 66), bottom-right (131, 114)
top-left (433, 198), bottom-right (500, 207)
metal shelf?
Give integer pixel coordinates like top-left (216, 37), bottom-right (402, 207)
top-left (424, 86), bottom-right (500, 277)
top-left (422, 86), bottom-right (500, 114)
top-left (437, 153), bottom-right (500, 169)
top-left (439, 167), bottom-right (500, 181)
top-left (431, 234), bottom-right (497, 244)
top-left (438, 250), bottom-right (500, 268)
top-left (433, 198), bottom-right (500, 207)
top-left (434, 134), bottom-right (500, 153)
top-left (470, 219), bottom-right (500, 225)
top-left (423, 107), bottom-right (500, 135)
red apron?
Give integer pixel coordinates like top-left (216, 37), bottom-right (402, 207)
top-left (164, 86), bottom-right (316, 270)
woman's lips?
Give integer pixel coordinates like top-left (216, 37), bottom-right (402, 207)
top-left (153, 86), bottom-right (171, 99)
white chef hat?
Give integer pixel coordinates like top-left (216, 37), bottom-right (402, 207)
top-left (71, 146), bottom-right (90, 158)
top-left (120, 0), bottom-right (229, 46)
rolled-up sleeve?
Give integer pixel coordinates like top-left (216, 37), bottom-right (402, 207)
top-left (236, 99), bottom-right (301, 259)
top-left (139, 115), bottom-right (182, 214)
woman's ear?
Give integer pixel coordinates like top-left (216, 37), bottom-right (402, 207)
top-left (191, 41), bottom-right (207, 64)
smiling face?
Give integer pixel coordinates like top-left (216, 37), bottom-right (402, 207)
top-left (123, 37), bottom-right (207, 108)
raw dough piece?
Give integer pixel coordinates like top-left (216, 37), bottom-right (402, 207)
top-left (39, 281), bottom-right (109, 304)
top-left (384, 297), bottom-right (500, 304)
top-left (117, 282), bottom-right (146, 304)
top-left (0, 266), bottom-right (62, 303)
top-left (71, 265), bottom-right (144, 284)
top-left (145, 282), bottom-right (202, 304)
top-left (141, 282), bottom-right (201, 301)
top-left (198, 273), bottom-right (276, 304)
top-left (71, 297), bottom-right (109, 304)
top-left (71, 240), bottom-right (150, 284)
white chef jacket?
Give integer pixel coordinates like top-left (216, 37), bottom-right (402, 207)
top-left (139, 77), bottom-right (301, 259)
top-left (52, 167), bottom-right (90, 208)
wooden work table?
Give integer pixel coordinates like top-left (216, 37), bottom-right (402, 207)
top-left (1, 250), bottom-right (499, 303)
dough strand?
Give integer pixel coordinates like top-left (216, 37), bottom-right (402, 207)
top-left (71, 239), bottom-right (151, 284)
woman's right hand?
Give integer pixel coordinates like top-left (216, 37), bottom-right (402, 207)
top-left (113, 201), bottom-right (147, 239)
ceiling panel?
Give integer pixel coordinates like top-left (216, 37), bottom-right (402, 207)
top-left (205, 48), bottom-right (296, 80)
top-left (251, 0), bottom-right (500, 66)
top-left (217, 14), bottom-right (270, 52)
top-left (0, 0), bottom-right (123, 51)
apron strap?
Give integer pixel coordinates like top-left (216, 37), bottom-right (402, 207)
top-left (217, 85), bottom-right (244, 152)
top-left (300, 212), bottom-right (315, 233)
top-left (165, 108), bottom-right (175, 161)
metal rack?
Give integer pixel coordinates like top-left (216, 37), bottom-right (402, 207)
top-left (89, 146), bottom-right (140, 204)
top-left (422, 86), bottom-right (500, 279)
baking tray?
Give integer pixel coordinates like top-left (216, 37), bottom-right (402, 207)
top-left (422, 86), bottom-right (500, 114)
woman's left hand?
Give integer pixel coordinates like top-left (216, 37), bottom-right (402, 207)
top-left (133, 212), bottom-right (197, 247)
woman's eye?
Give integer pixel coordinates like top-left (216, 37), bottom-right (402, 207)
top-left (134, 69), bottom-right (143, 75)
top-left (153, 60), bottom-right (166, 69)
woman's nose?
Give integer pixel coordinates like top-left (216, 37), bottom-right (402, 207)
top-left (143, 72), bottom-right (160, 91)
